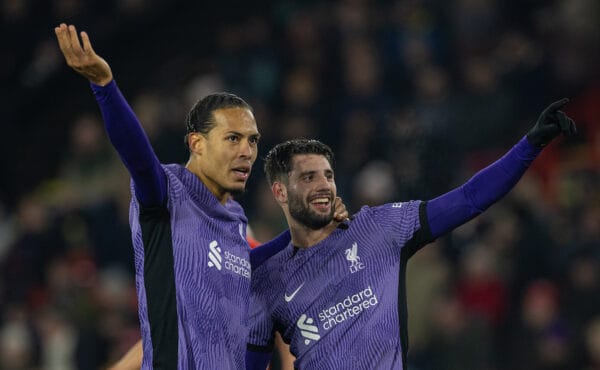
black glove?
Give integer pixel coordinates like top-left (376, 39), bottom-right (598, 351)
top-left (527, 98), bottom-right (577, 147)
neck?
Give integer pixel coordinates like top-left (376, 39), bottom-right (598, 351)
top-left (185, 159), bottom-right (229, 205)
top-left (287, 217), bottom-right (338, 248)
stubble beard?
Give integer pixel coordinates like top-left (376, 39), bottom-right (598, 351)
top-left (227, 186), bottom-right (246, 197)
top-left (288, 191), bottom-right (334, 230)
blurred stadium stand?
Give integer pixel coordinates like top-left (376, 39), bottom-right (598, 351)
top-left (0, 0), bottom-right (598, 368)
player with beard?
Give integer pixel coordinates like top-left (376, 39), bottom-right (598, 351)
top-left (56, 24), bottom-right (351, 370)
top-left (246, 100), bottom-right (576, 370)
top-left (54, 24), bottom-right (346, 369)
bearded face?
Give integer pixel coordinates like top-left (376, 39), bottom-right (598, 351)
top-left (283, 154), bottom-right (337, 230)
top-left (287, 187), bottom-right (334, 230)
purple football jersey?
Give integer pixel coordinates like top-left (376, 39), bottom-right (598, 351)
top-left (249, 200), bottom-right (433, 369)
top-left (130, 164), bottom-right (251, 369)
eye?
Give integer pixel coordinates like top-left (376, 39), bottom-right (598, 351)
top-left (227, 135), bottom-right (240, 142)
top-left (249, 136), bottom-right (260, 145)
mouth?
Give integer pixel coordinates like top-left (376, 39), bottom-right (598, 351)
top-left (231, 166), bottom-right (251, 181)
top-left (309, 195), bottom-right (332, 212)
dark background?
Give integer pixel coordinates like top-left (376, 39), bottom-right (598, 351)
top-left (0, 0), bottom-right (599, 368)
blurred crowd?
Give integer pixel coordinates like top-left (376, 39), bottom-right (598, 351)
top-left (0, 0), bottom-right (599, 369)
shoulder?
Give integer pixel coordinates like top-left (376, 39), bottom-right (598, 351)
top-left (250, 232), bottom-right (291, 270)
top-left (355, 200), bottom-right (422, 219)
top-left (252, 247), bottom-right (286, 273)
top-left (251, 247), bottom-right (289, 288)
top-left (161, 163), bottom-right (185, 178)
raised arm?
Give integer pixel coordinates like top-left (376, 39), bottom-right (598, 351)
top-left (107, 340), bottom-right (142, 370)
top-left (54, 23), bottom-right (166, 207)
top-left (426, 98), bottom-right (576, 238)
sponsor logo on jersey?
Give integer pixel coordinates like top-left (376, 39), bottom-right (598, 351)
top-left (207, 240), bottom-right (251, 279)
top-left (297, 314), bottom-right (320, 345)
top-left (318, 286), bottom-right (379, 330)
top-left (345, 242), bottom-right (365, 273)
top-left (392, 202), bottom-right (403, 208)
top-left (208, 241), bottom-right (222, 270)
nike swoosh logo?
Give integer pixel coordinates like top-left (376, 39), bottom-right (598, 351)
top-left (284, 283), bottom-right (305, 302)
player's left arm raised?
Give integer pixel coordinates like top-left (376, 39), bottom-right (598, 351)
top-left (425, 98), bottom-right (576, 239)
top-left (526, 98), bottom-right (576, 147)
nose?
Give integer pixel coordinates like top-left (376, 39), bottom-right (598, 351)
top-left (239, 138), bottom-right (255, 159)
top-left (315, 174), bottom-right (333, 192)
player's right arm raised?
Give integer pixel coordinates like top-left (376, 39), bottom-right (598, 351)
top-left (55, 24), bottom-right (112, 86)
top-left (55, 23), bottom-right (167, 207)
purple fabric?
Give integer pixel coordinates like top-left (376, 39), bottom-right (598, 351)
top-left (94, 80), bottom-right (252, 368)
top-left (245, 350), bottom-right (272, 370)
top-left (250, 229), bottom-right (291, 269)
top-left (426, 136), bottom-right (541, 238)
top-left (129, 164), bottom-right (250, 368)
top-left (248, 201), bottom-right (423, 369)
top-left (91, 80), bottom-right (167, 207)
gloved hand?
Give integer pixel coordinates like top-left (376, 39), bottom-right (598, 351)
top-left (527, 98), bottom-right (577, 147)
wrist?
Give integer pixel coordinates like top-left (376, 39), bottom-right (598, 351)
top-left (526, 133), bottom-right (542, 148)
top-left (90, 71), bottom-right (113, 86)
top-left (519, 135), bottom-right (543, 158)
top-left (94, 77), bottom-right (113, 86)
top-left (525, 130), bottom-right (549, 148)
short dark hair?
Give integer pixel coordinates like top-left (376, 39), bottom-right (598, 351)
top-left (184, 92), bottom-right (252, 145)
top-left (264, 139), bottom-right (335, 185)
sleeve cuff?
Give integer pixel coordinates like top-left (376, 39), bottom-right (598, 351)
top-left (517, 135), bottom-right (543, 160)
top-left (90, 79), bottom-right (117, 97)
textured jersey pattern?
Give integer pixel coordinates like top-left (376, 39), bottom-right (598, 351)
top-left (131, 164), bottom-right (251, 369)
top-left (249, 200), bottom-right (428, 369)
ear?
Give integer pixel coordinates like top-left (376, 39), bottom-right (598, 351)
top-left (188, 132), bottom-right (205, 155)
top-left (272, 182), bottom-right (287, 203)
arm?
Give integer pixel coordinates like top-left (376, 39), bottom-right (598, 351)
top-left (273, 331), bottom-right (296, 370)
top-left (426, 99), bottom-right (576, 238)
top-left (107, 340), bottom-right (142, 370)
top-left (246, 332), bottom-right (295, 370)
top-left (250, 229), bottom-right (291, 269)
top-left (426, 136), bottom-right (539, 238)
top-left (246, 349), bottom-right (272, 370)
top-left (55, 23), bottom-right (166, 207)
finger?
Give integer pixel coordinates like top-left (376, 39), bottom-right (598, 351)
top-left (333, 196), bottom-right (342, 211)
top-left (567, 117), bottom-right (577, 136)
top-left (334, 197), bottom-right (350, 219)
top-left (67, 24), bottom-right (84, 54)
top-left (542, 98), bottom-right (570, 116)
top-left (556, 112), bottom-right (578, 137)
top-left (55, 23), bottom-right (72, 56)
top-left (556, 111), bottom-right (576, 135)
top-left (333, 212), bottom-right (348, 221)
top-left (556, 111), bottom-right (570, 132)
top-left (80, 31), bottom-right (95, 55)
top-left (53, 23), bottom-right (64, 38)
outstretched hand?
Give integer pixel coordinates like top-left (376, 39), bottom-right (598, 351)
top-left (54, 23), bottom-right (113, 86)
top-left (527, 98), bottom-right (577, 147)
